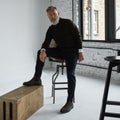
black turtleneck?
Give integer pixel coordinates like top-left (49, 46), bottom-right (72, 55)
top-left (41, 18), bottom-right (82, 49)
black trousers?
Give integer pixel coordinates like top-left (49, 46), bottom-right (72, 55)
top-left (34, 48), bottom-right (78, 102)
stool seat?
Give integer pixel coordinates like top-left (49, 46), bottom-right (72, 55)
top-left (49, 57), bottom-right (64, 63)
top-left (105, 56), bottom-right (120, 62)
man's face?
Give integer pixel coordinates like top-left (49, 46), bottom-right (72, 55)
top-left (47, 9), bottom-right (59, 23)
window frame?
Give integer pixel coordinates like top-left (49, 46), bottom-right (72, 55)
top-left (85, 9), bottom-right (99, 36)
top-left (77, 0), bottom-right (120, 42)
top-left (94, 10), bottom-right (99, 35)
top-left (115, 0), bottom-right (120, 40)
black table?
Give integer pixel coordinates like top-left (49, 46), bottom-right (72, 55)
top-left (99, 56), bottom-right (120, 120)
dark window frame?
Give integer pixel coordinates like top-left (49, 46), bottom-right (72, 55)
top-left (77, 0), bottom-right (120, 42)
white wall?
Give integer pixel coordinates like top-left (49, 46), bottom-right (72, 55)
top-left (0, 0), bottom-right (50, 90)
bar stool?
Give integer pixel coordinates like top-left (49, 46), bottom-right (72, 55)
top-left (99, 56), bottom-right (120, 120)
top-left (49, 57), bottom-right (68, 104)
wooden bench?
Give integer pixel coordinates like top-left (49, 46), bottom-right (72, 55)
top-left (0, 86), bottom-right (43, 120)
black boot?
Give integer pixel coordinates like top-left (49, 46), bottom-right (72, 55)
top-left (23, 77), bottom-right (42, 86)
top-left (60, 101), bottom-right (73, 113)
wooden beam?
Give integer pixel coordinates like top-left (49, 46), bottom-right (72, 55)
top-left (0, 86), bottom-right (43, 120)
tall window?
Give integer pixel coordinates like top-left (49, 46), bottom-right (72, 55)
top-left (116, 0), bottom-right (120, 39)
top-left (86, 10), bottom-right (99, 37)
top-left (94, 10), bottom-right (99, 34)
top-left (74, 0), bottom-right (120, 42)
top-left (83, 0), bottom-right (105, 40)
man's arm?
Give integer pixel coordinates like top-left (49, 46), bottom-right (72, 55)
top-left (41, 26), bottom-right (52, 50)
top-left (68, 20), bottom-right (83, 49)
top-left (68, 20), bottom-right (84, 62)
top-left (40, 26), bottom-right (52, 62)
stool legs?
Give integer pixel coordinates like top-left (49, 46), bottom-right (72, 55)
top-left (51, 63), bottom-right (68, 104)
top-left (52, 65), bottom-right (59, 104)
top-left (99, 62), bottom-right (113, 120)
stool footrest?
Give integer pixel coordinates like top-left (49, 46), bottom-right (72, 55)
top-left (53, 82), bottom-right (68, 84)
top-left (105, 112), bottom-right (120, 118)
top-left (107, 101), bottom-right (120, 105)
top-left (54, 88), bottom-right (68, 90)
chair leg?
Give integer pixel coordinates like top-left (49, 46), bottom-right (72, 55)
top-left (52, 65), bottom-right (59, 104)
top-left (51, 63), bottom-right (68, 104)
top-left (51, 66), bottom-right (59, 97)
top-left (53, 85), bottom-right (55, 104)
top-left (52, 85), bottom-right (54, 97)
top-left (99, 62), bottom-right (113, 120)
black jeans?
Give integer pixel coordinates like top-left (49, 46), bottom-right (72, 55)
top-left (34, 48), bottom-right (78, 102)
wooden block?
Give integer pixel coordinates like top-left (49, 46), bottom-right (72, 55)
top-left (0, 86), bottom-right (43, 120)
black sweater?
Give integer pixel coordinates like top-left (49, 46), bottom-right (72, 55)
top-left (41, 18), bottom-right (82, 49)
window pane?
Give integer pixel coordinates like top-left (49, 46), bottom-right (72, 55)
top-left (83, 0), bottom-right (105, 40)
top-left (116, 0), bottom-right (120, 39)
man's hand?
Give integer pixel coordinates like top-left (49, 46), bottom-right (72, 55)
top-left (78, 52), bottom-right (84, 62)
top-left (39, 51), bottom-right (47, 62)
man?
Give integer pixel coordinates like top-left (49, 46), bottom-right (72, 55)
top-left (23, 6), bottom-right (84, 113)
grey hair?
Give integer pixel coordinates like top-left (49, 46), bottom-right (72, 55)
top-left (46, 6), bottom-right (57, 12)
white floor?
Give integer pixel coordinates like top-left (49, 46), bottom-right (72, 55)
top-left (1, 69), bottom-right (120, 120)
